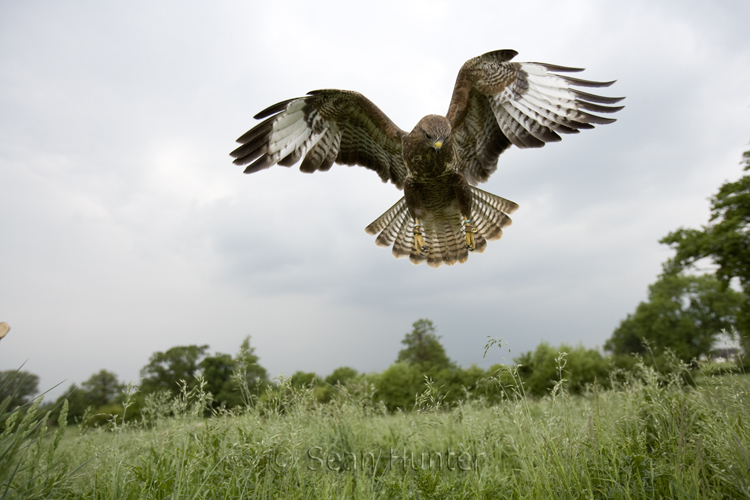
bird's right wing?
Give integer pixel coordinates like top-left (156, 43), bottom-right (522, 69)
top-left (231, 90), bottom-right (409, 189)
top-left (446, 50), bottom-right (624, 185)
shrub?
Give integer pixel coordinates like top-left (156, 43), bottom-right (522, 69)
top-left (515, 342), bottom-right (610, 396)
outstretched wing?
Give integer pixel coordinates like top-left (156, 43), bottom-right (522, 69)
top-left (231, 90), bottom-right (409, 188)
top-left (446, 50), bottom-right (624, 185)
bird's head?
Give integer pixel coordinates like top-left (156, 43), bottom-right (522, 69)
top-left (412, 115), bottom-right (452, 154)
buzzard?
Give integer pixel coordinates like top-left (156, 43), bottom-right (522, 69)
top-left (231, 50), bottom-right (623, 267)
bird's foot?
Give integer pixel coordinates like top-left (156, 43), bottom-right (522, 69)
top-left (414, 223), bottom-right (427, 255)
top-left (463, 219), bottom-right (478, 251)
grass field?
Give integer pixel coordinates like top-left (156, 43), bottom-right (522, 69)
top-left (3, 361), bottom-right (750, 499)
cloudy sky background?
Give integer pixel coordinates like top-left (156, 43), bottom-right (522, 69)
top-left (1, 0), bottom-right (749, 398)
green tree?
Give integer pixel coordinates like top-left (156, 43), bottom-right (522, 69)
top-left (319, 367), bottom-right (360, 403)
top-left (81, 369), bottom-right (124, 408)
top-left (290, 371), bottom-right (318, 389)
top-left (397, 319), bottom-right (453, 371)
top-left (54, 384), bottom-right (87, 424)
top-left (661, 149), bottom-right (750, 353)
top-left (53, 373), bottom-right (127, 426)
top-left (324, 367), bottom-right (359, 386)
top-left (375, 320), bottom-right (487, 411)
top-left (235, 336), bottom-right (269, 395)
top-left (199, 353), bottom-right (242, 409)
top-left (515, 342), bottom-right (610, 397)
top-left (374, 362), bottom-right (424, 411)
top-left (435, 364), bottom-right (488, 402)
top-left (605, 273), bottom-right (745, 362)
top-left (0, 370), bottom-right (39, 408)
top-left (140, 344), bottom-right (209, 395)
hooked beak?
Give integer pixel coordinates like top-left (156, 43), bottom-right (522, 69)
top-left (432, 140), bottom-right (442, 152)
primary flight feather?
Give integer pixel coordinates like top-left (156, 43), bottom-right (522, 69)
top-left (231, 49), bottom-right (623, 268)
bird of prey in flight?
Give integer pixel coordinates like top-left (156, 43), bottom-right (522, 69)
top-left (231, 49), bottom-right (623, 267)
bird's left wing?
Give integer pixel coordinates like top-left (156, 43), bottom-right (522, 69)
top-left (446, 50), bottom-right (624, 185)
top-left (231, 90), bottom-right (409, 189)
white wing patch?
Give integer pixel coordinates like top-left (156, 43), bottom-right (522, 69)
top-left (265, 101), bottom-right (326, 166)
top-left (489, 62), bottom-right (622, 149)
top-left (232, 90), bottom-right (406, 185)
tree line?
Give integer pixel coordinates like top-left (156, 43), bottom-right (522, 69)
top-left (606, 149), bottom-right (750, 363)
top-left (2, 320), bottom-right (612, 425)
top-left (3, 149), bottom-right (749, 424)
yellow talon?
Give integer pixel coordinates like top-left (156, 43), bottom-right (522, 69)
top-left (414, 220), bottom-right (427, 254)
top-left (464, 219), bottom-right (477, 251)
top-left (466, 232), bottom-right (475, 251)
top-left (415, 232), bottom-right (427, 254)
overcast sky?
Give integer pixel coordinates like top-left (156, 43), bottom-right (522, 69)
top-left (1, 0), bottom-right (749, 399)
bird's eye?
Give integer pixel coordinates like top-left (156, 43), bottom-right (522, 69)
top-left (424, 131), bottom-right (432, 140)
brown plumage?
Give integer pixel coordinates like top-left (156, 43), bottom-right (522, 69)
top-left (230, 49), bottom-right (624, 267)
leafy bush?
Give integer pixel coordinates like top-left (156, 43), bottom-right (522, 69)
top-left (514, 342), bottom-right (610, 396)
top-left (373, 362), bottom-right (424, 411)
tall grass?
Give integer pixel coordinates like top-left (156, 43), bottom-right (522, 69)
top-left (2, 358), bottom-right (749, 499)
top-left (0, 368), bottom-right (80, 499)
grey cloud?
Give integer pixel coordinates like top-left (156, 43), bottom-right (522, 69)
top-left (1, 0), bottom-right (749, 398)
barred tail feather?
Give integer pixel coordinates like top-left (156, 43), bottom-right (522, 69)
top-left (393, 218), bottom-right (416, 259)
top-left (366, 201), bottom-right (468, 267)
top-left (364, 188), bottom-right (518, 267)
top-left (366, 206), bottom-right (471, 267)
top-left (365, 197), bottom-right (407, 241)
top-left (419, 217), bottom-right (469, 268)
top-left (470, 186), bottom-right (518, 243)
top-left (364, 197), bottom-right (414, 257)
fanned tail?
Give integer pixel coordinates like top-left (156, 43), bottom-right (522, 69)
top-left (364, 197), bottom-right (409, 246)
top-left (469, 186), bottom-right (518, 242)
top-left (364, 188), bottom-right (518, 267)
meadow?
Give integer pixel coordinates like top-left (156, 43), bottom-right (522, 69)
top-left (2, 359), bottom-right (750, 499)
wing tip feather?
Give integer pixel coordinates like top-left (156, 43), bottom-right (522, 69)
top-left (253, 98), bottom-right (298, 119)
